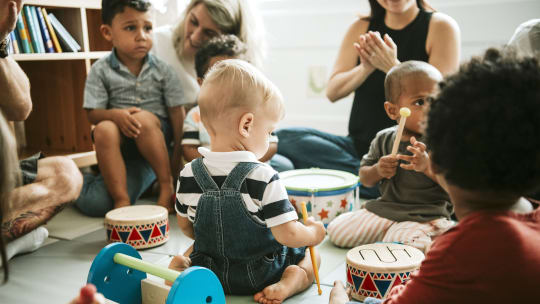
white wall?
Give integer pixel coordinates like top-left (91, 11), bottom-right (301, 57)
top-left (256, 0), bottom-right (540, 135)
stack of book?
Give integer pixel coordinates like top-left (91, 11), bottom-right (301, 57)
top-left (7, 5), bottom-right (82, 54)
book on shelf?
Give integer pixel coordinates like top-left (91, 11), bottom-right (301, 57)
top-left (21, 10), bottom-right (35, 53)
top-left (47, 13), bottom-right (81, 52)
top-left (9, 31), bottom-right (19, 54)
top-left (7, 32), bottom-right (14, 54)
top-left (13, 29), bottom-right (23, 50)
top-left (35, 6), bottom-right (55, 53)
top-left (23, 5), bottom-right (43, 53)
top-left (41, 8), bottom-right (62, 53)
top-left (29, 6), bottom-right (46, 53)
top-left (15, 13), bottom-right (32, 53)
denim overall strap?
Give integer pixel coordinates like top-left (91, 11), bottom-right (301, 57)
top-left (220, 162), bottom-right (261, 191)
top-left (191, 158), bottom-right (219, 192)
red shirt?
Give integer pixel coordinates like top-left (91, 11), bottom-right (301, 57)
top-left (383, 208), bottom-right (540, 303)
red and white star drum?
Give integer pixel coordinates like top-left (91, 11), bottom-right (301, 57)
top-left (346, 243), bottom-right (425, 301)
top-left (279, 169), bottom-right (359, 226)
top-left (105, 205), bottom-right (169, 249)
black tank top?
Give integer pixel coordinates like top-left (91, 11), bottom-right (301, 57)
top-left (349, 10), bottom-right (432, 157)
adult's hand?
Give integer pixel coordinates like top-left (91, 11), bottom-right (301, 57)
top-left (363, 31), bottom-right (400, 73)
top-left (354, 34), bottom-right (375, 74)
top-left (0, 1), bottom-right (22, 40)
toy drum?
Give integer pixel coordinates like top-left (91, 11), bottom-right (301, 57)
top-left (346, 243), bottom-right (425, 301)
top-left (279, 168), bottom-right (358, 226)
top-left (105, 205), bottom-right (169, 249)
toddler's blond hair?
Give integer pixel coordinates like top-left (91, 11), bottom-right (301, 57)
top-left (199, 59), bottom-right (284, 133)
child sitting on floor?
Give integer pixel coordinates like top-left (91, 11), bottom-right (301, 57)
top-left (82, 0), bottom-right (185, 212)
top-left (330, 47), bottom-right (540, 304)
top-left (327, 61), bottom-right (453, 252)
top-left (170, 59), bottom-right (326, 303)
top-left (181, 34), bottom-right (289, 171)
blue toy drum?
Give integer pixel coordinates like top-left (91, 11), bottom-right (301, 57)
top-left (279, 168), bottom-right (359, 226)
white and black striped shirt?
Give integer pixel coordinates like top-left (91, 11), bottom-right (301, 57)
top-left (175, 147), bottom-right (298, 227)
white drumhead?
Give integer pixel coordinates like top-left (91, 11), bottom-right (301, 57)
top-left (105, 205), bottom-right (168, 224)
top-left (279, 169), bottom-right (358, 192)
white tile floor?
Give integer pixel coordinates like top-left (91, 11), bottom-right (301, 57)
top-left (0, 204), bottom-right (351, 304)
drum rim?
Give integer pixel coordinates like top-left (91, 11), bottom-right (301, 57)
top-left (279, 168), bottom-right (359, 192)
top-left (286, 185), bottom-right (357, 196)
top-left (346, 243), bottom-right (425, 272)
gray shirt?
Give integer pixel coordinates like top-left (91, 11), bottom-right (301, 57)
top-left (83, 50), bottom-right (185, 119)
top-left (361, 126), bottom-right (452, 222)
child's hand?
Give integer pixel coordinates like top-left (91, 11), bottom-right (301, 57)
top-left (165, 255), bottom-right (191, 285)
top-left (304, 216), bottom-right (326, 245)
top-left (112, 107), bottom-right (142, 138)
top-left (376, 154), bottom-right (398, 179)
top-left (397, 137), bottom-right (429, 173)
top-left (69, 284), bottom-right (105, 304)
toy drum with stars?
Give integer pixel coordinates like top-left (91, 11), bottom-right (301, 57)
top-left (105, 205), bottom-right (169, 249)
top-left (279, 168), bottom-right (358, 226)
top-left (346, 243), bottom-right (425, 301)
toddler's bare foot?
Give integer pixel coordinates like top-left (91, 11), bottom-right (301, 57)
top-left (166, 255), bottom-right (191, 285)
top-left (253, 265), bottom-right (311, 304)
top-left (113, 201), bottom-right (130, 209)
top-left (157, 183), bottom-right (174, 213)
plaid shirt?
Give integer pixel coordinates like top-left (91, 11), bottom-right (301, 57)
top-left (83, 49), bottom-right (185, 118)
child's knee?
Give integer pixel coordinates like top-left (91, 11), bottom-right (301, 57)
top-left (383, 226), bottom-right (432, 252)
top-left (93, 120), bottom-right (121, 144)
top-left (327, 212), bottom-right (356, 246)
top-left (132, 111), bottom-right (161, 134)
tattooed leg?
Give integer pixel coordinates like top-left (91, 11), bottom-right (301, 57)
top-left (2, 203), bottom-right (68, 241)
top-left (3, 156), bottom-right (82, 242)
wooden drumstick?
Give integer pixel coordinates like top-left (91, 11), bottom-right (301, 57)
top-left (391, 107), bottom-right (411, 155)
top-left (300, 201), bottom-right (322, 295)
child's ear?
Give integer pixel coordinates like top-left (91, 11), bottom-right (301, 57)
top-left (384, 101), bottom-right (399, 120)
top-left (100, 24), bottom-right (113, 41)
top-left (238, 112), bottom-right (254, 138)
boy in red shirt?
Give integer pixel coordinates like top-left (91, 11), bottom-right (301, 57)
top-left (330, 48), bottom-right (540, 304)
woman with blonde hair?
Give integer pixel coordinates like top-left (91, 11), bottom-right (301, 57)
top-left (152, 0), bottom-right (266, 106)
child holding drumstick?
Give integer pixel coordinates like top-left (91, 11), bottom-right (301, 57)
top-left (328, 61), bottom-right (453, 252)
top-left (170, 59), bottom-right (326, 303)
top-left (330, 48), bottom-right (540, 304)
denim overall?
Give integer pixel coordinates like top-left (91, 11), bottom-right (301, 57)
top-left (189, 158), bottom-right (306, 295)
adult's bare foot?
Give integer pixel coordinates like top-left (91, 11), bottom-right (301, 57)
top-left (253, 265), bottom-right (311, 304)
top-left (157, 183), bottom-right (175, 213)
top-left (113, 201), bottom-right (130, 210)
